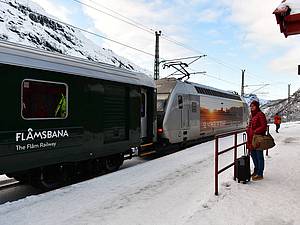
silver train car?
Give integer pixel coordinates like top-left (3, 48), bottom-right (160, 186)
top-left (155, 78), bottom-right (249, 148)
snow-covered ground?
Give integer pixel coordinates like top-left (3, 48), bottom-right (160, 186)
top-left (0, 122), bottom-right (300, 225)
top-left (0, 175), bottom-right (8, 182)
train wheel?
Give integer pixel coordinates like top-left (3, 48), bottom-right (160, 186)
top-left (104, 154), bottom-right (124, 172)
top-left (30, 167), bottom-right (62, 191)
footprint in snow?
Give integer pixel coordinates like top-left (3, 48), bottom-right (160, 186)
top-left (255, 216), bottom-right (294, 225)
top-left (221, 182), bottom-right (231, 189)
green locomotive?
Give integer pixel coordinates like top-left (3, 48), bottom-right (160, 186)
top-left (0, 41), bottom-right (156, 188)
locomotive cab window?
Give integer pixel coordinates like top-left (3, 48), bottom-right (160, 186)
top-left (22, 79), bottom-right (68, 120)
top-left (141, 93), bottom-right (146, 117)
top-left (192, 102), bottom-right (197, 112)
top-left (178, 95), bottom-right (183, 109)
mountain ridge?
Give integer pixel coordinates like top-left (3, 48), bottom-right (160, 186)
top-left (0, 0), bottom-right (149, 74)
top-left (261, 89), bottom-right (300, 122)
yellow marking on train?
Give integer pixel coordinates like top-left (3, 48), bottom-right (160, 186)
top-left (139, 151), bottom-right (156, 157)
top-left (140, 143), bottom-right (153, 147)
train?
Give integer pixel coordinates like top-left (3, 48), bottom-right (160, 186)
top-left (0, 41), bottom-right (156, 188)
top-left (154, 78), bottom-right (248, 149)
top-left (0, 41), bottom-right (249, 188)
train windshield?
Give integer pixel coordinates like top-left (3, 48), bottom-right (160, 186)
top-left (157, 93), bottom-right (169, 112)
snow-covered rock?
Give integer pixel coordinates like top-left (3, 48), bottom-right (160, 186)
top-left (0, 0), bottom-right (149, 74)
top-left (261, 88), bottom-right (300, 122)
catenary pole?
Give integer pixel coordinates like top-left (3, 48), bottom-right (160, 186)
top-left (288, 84), bottom-right (291, 122)
top-left (241, 69), bottom-right (245, 96)
top-left (154, 31), bottom-right (162, 80)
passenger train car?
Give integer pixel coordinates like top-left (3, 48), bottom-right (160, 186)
top-left (0, 41), bottom-right (156, 188)
top-left (155, 78), bottom-right (249, 148)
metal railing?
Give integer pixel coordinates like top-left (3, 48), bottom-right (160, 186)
top-left (214, 129), bottom-right (247, 196)
top-left (266, 125), bottom-right (270, 156)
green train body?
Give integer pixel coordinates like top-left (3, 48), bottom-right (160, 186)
top-left (0, 41), bottom-right (156, 185)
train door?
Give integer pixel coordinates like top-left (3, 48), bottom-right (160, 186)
top-left (178, 95), bottom-right (190, 130)
top-left (141, 89), bottom-right (147, 140)
top-left (188, 95), bottom-right (200, 140)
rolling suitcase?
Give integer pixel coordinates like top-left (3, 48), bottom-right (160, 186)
top-left (235, 155), bottom-right (251, 183)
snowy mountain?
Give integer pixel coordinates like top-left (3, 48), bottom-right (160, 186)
top-left (0, 0), bottom-right (149, 74)
top-left (261, 89), bottom-right (300, 122)
top-left (243, 93), bottom-right (270, 106)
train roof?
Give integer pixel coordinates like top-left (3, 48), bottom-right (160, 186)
top-left (0, 41), bottom-right (155, 88)
top-left (187, 80), bottom-right (239, 95)
top-left (157, 78), bottom-right (243, 101)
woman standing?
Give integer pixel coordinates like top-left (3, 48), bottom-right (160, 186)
top-left (246, 100), bottom-right (267, 181)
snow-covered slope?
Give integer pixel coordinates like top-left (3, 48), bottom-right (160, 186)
top-left (243, 93), bottom-right (269, 106)
top-left (262, 89), bottom-right (300, 122)
top-left (0, 0), bottom-right (149, 74)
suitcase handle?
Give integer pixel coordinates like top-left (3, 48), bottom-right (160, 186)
top-left (243, 133), bottom-right (248, 156)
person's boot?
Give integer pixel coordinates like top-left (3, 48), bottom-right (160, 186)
top-left (252, 175), bottom-right (263, 181)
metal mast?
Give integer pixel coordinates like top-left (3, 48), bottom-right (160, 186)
top-left (154, 31), bottom-right (161, 80)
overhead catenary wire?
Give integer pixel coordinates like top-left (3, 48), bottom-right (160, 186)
top-left (205, 73), bottom-right (241, 86)
top-left (70, 0), bottom-right (248, 71)
top-left (2, 0), bottom-right (244, 91)
top-left (86, 0), bottom-right (156, 33)
top-left (2, 0), bottom-right (286, 92)
top-left (185, 67), bottom-right (241, 87)
top-left (69, 0), bottom-right (276, 87)
top-left (71, 0), bottom-right (155, 35)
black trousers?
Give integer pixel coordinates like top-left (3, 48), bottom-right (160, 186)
top-left (276, 124), bottom-right (280, 132)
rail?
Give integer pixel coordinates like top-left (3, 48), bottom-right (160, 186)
top-left (214, 129), bottom-right (247, 196)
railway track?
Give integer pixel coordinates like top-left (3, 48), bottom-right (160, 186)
top-left (0, 137), bottom-right (215, 204)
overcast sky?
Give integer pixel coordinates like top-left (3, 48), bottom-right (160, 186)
top-left (31, 0), bottom-right (300, 100)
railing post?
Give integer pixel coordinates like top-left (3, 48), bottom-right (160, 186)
top-left (215, 137), bottom-right (219, 196)
top-left (214, 129), bottom-right (247, 196)
top-left (233, 133), bottom-right (237, 180)
top-left (266, 125), bottom-right (269, 156)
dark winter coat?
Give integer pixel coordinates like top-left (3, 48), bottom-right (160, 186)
top-left (247, 110), bottom-right (268, 151)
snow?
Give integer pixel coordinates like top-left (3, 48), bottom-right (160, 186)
top-left (0, 122), bottom-right (300, 225)
top-left (262, 88), bottom-right (300, 122)
top-left (277, 0), bottom-right (300, 15)
top-left (0, 175), bottom-right (9, 182)
top-left (0, 0), bottom-right (150, 75)
top-left (243, 93), bottom-right (269, 106)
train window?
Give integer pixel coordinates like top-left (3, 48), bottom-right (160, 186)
top-left (22, 79), bottom-right (68, 120)
top-left (157, 93), bottom-right (169, 112)
top-left (194, 86), bottom-right (241, 101)
top-left (141, 93), bottom-right (146, 117)
top-left (192, 102), bottom-right (197, 112)
top-left (178, 95), bottom-right (183, 109)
